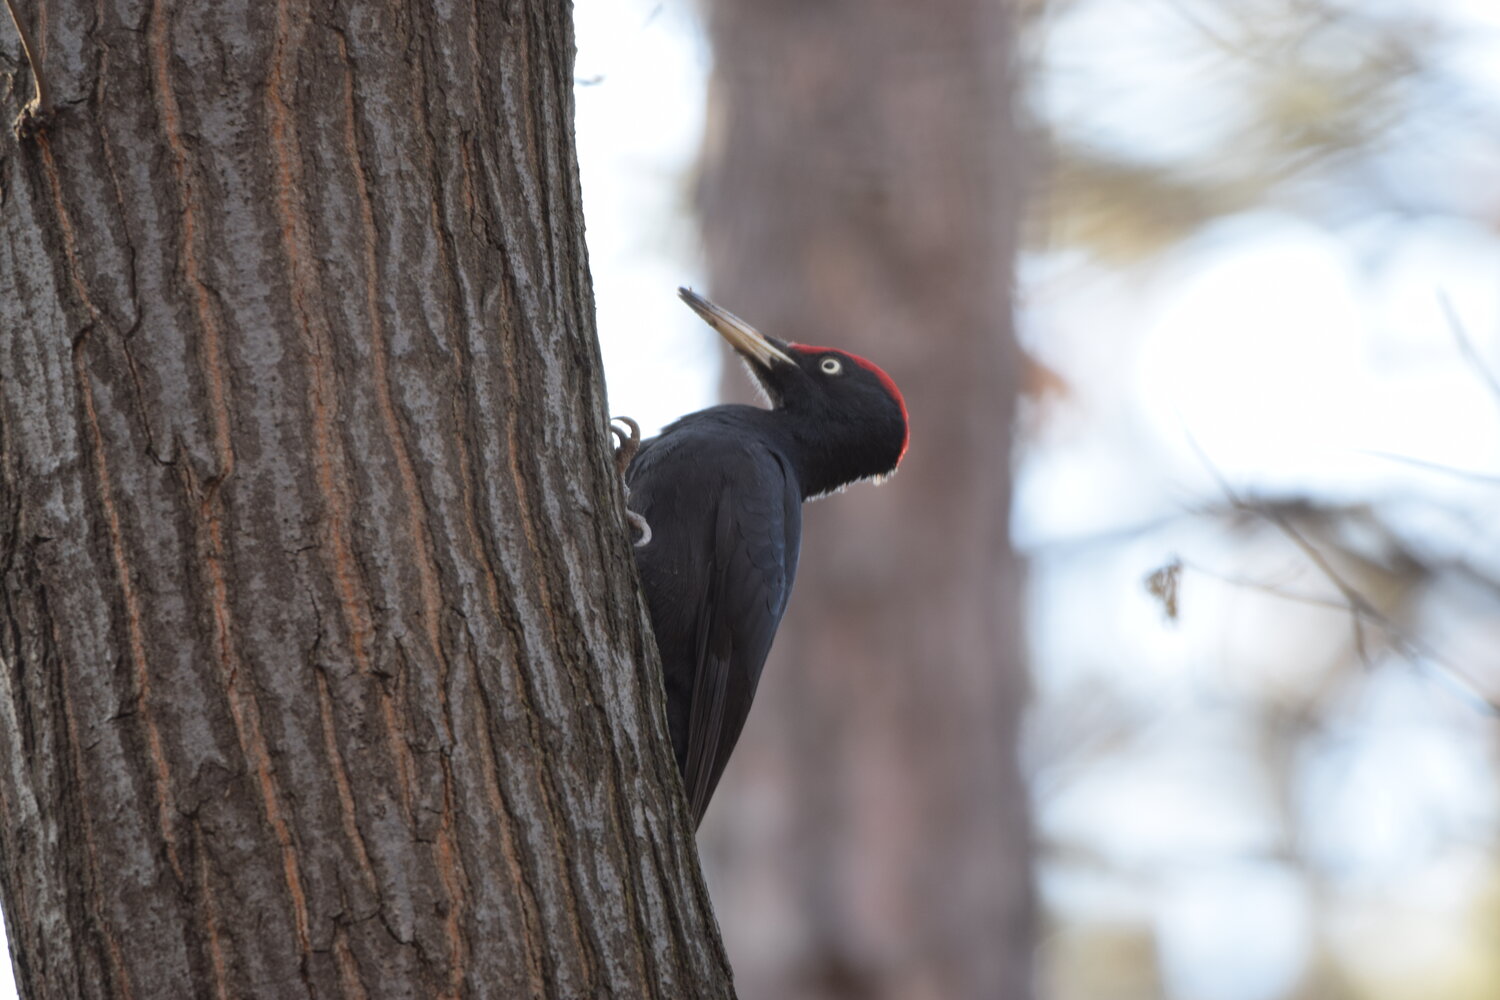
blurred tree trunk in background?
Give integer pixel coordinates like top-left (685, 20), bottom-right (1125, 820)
top-left (0, 3), bottom-right (731, 997)
top-left (698, 2), bottom-right (1033, 999)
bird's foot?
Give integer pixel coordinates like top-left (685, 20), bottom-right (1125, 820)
top-left (611, 416), bottom-right (642, 476)
top-left (610, 417), bottom-right (652, 547)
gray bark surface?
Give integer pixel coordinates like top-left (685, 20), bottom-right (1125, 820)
top-left (698, 1), bottom-right (1034, 997)
top-left (0, 3), bottom-right (732, 997)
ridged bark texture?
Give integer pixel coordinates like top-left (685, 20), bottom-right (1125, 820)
top-left (0, 2), bottom-right (733, 997)
top-left (698, 1), bottom-right (1034, 998)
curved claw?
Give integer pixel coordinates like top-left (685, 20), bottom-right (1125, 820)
top-left (610, 416), bottom-right (650, 547)
top-left (626, 510), bottom-right (652, 548)
top-left (610, 416), bottom-right (642, 477)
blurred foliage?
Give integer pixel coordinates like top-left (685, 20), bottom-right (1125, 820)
top-left (1041, 920), bottom-right (1164, 1000)
top-left (1026, 0), bottom-right (1493, 261)
top-left (1020, 2), bottom-right (1500, 999)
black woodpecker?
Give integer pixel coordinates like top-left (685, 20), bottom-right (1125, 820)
top-left (626, 288), bottom-right (910, 828)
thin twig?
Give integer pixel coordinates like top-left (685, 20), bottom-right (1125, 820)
top-left (1359, 449), bottom-right (1500, 485)
top-left (1181, 431), bottom-right (1500, 714)
top-left (1183, 431), bottom-right (1379, 659)
top-left (4, 0), bottom-right (50, 138)
top-left (1176, 559), bottom-right (1363, 614)
top-left (1438, 290), bottom-right (1500, 414)
top-left (1178, 557), bottom-right (1500, 717)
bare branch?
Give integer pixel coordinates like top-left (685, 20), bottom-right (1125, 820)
top-left (1177, 557), bottom-right (1500, 716)
top-left (1360, 449), bottom-right (1500, 485)
top-left (1438, 290), bottom-right (1500, 414)
top-left (1180, 431), bottom-right (1500, 716)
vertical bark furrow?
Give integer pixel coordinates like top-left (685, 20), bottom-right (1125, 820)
top-left (333, 32), bottom-right (472, 990)
top-left (332, 924), bottom-right (371, 1000)
top-left (336, 38), bottom-right (447, 669)
top-left (146, 0), bottom-right (237, 480)
top-left (261, 15), bottom-right (448, 977)
top-left (57, 646), bottom-right (137, 1000)
top-left (313, 669), bottom-right (382, 897)
top-left (141, 9), bottom-right (323, 982)
top-left (189, 817), bottom-right (235, 1000)
top-left (266, 4), bottom-right (376, 675)
top-left (36, 132), bottom-right (216, 996)
top-left (73, 346), bottom-right (183, 877)
top-left (459, 644), bottom-right (550, 995)
top-left (477, 355), bottom-right (600, 990)
top-left (42, 145), bottom-right (188, 900)
top-left (0, 173), bottom-right (81, 1000)
top-left (228, 660), bottom-right (317, 960)
top-left (443, 305), bottom-right (586, 997)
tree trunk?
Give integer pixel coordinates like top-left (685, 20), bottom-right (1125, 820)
top-left (0, 3), bottom-right (732, 998)
top-left (698, 2), bottom-right (1033, 998)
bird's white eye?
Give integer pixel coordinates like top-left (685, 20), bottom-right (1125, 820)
top-left (820, 357), bottom-right (843, 375)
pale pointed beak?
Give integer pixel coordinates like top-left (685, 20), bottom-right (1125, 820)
top-left (678, 288), bottom-right (796, 369)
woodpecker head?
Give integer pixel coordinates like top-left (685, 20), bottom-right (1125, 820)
top-left (679, 287), bottom-right (909, 497)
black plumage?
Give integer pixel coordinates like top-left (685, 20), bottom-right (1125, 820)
top-left (627, 289), bottom-right (909, 827)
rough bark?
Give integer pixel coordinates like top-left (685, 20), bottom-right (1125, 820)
top-left (0, 2), bottom-right (732, 998)
top-left (698, 2), bottom-right (1033, 998)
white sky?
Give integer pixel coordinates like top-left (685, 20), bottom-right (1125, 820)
top-left (574, 0), bottom-right (718, 438)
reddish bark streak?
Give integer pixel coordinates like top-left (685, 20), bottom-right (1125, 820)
top-left (333, 926), bottom-right (370, 1000)
top-left (446, 344), bottom-right (551, 989)
top-left (266, 3), bottom-right (374, 671)
top-left (38, 133), bottom-right (185, 889)
top-left (147, 0), bottom-right (235, 483)
top-left (314, 671), bottom-right (380, 896)
top-left (266, 0), bottom-right (418, 835)
top-left (98, 923), bottom-right (138, 1000)
top-left (192, 819), bottom-right (233, 1000)
top-left (432, 768), bottom-right (468, 1000)
top-left (148, 1), bottom-right (316, 966)
top-left (495, 337), bottom-right (597, 981)
top-left (337, 35), bottom-right (448, 678)
top-left (337, 46), bottom-right (469, 980)
top-left (467, 665), bottom-right (550, 996)
top-left (55, 635), bottom-right (136, 1000)
top-left (208, 597), bottom-right (315, 958)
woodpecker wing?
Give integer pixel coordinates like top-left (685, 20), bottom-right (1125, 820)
top-left (681, 496), bottom-right (738, 818)
top-left (628, 418), bottom-right (801, 827)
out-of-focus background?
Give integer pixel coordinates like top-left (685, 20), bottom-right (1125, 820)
top-left (577, 1), bottom-right (1500, 999)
